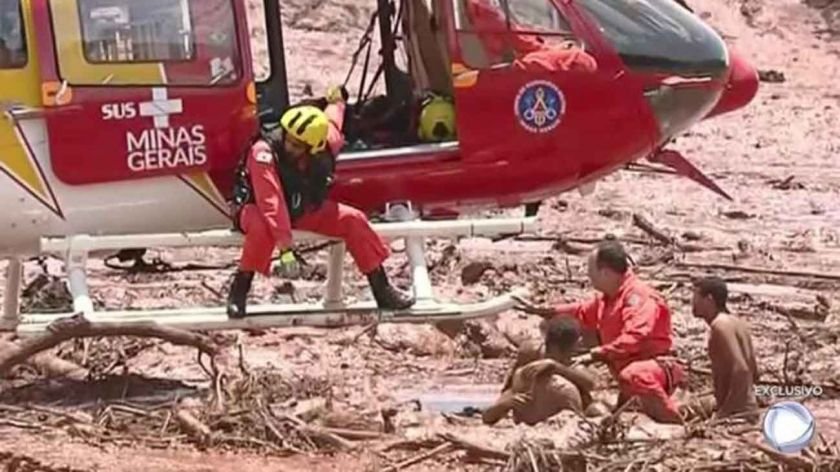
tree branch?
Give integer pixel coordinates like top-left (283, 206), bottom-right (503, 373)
top-left (0, 314), bottom-right (218, 376)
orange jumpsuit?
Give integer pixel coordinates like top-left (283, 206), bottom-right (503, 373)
top-left (237, 102), bottom-right (389, 276)
top-left (464, 0), bottom-right (598, 73)
top-left (557, 271), bottom-right (684, 421)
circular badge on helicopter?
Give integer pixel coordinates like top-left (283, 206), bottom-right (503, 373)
top-left (515, 80), bottom-right (565, 133)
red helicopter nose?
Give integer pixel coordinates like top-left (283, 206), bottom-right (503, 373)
top-left (705, 47), bottom-right (759, 119)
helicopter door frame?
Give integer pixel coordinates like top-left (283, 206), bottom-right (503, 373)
top-left (254, 0), bottom-right (290, 124)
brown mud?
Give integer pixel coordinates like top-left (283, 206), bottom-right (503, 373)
top-left (2, 0), bottom-right (840, 470)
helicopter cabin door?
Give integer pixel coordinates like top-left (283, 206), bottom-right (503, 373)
top-left (445, 0), bottom-right (648, 181)
top-left (32, 0), bottom-right (258, 186)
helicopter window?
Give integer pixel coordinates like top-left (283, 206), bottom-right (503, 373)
top-left (576, 0), bottom-right (727, 76)
top-left (52, 0), bottom-right (242, 86)
top-left (505, 0), bottom-right (572, 35)
top-left (452, 0), bottom-right (577, 69)
top-left (0, 0), bottom-right (27, 69)
top-left (244, 0), bottom-right (271, 83)
top-left (77, 0), bottom-right (195, 64)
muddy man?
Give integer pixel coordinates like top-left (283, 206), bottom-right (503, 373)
top-left (482, 316), bottom-right (608, 426)
top-left (691, 276), bottom-right (760, 421)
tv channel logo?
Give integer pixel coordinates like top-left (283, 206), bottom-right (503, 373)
top-left (762, 401), bottom-right (816, 454)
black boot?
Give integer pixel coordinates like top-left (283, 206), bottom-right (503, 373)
top-left (227, 270), bottom-right (254, 319)
top-left (366, 266), bottom-right (415, 310)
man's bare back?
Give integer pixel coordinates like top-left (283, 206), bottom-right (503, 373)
top-left (483, 335), bottom-right (605, 426)
top-left (709, 314), bottom-right (759, 420)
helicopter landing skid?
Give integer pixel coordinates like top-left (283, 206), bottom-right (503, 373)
top-left (3, 216), bottom-right (535, 336)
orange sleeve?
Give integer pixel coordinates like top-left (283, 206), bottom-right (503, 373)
top-left (247, 141), bottom-right (293, 249)
top-left (324, 102), bottom-right (346, 157)
top-left (513, 47), bottom-right (598, 74)
top-left (555, 297), bottom-right (600, 331)
top-left (598, 294), bottom-right (658, 360)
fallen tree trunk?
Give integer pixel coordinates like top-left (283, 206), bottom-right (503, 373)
top-left (0, 340), bottom-right (89, 380)
top-left (0, 314), bottom-right (218, 376)
top-left (676, 261), bottom-right (840, 281)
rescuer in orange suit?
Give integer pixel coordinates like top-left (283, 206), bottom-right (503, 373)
top-left (227, 87), bottom-right (415, 318)
top-left (514, 241), bottom-right (685, 424)
top-left (464, 0), bottom-right (598, 74)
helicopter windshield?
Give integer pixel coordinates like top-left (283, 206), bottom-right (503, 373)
top-left (576, 0), bottom-right (728, 77)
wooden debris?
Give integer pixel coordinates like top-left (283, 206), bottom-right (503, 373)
top-left (676, 261), bottom-right (840, 281)
top-left (769, 175), bottom-right (805, 190)
top-left (382, 442), bottom-right (454, 472)
top-left (758, 69), bottom-right (786, 83)
top-left (0, 339), bottom-right (88, 380)
top-left (632, 213), bottom-right (704, 252)
top-left (721, 210), bottom-right (755, 220)
top-left (757, 300), bottom-right (830, 322)
top-left (281, 413), bottom-right (355, 451)
top-left (321, 427), bottom-right (382, 441)
top-left (174, 408), bottom-right (213, 446)
top-left (292, 397), bottom-right (327, 422)
top-left (633, 213), bottom-right (676, 246)
top-left (746, 439), bottom-right (813, 469)
top-left (0, 314), bottom-right (218, 375)
top-left (437, 432), bottom-right (510, 461)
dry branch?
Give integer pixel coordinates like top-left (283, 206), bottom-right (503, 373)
top-left (280, 413), bottom-right (355, 450)
top-left (438, 432), bottom-right (510, 461)
top-left (379, 438), bottom-right (444, 453)
top-left (383, 442), bottom-right (455, 472)
top-left (632, 214), bottom-right (704, 252)
top-left (322, 427), bottom-right (383, 441)
top-left (633, 214), bottom-right (675, 245)
top-left (676, 261), bottom-right (840, 281)
top-left (0, 314), bottom-right (218, 375)
top-left (175, 408), bottom-right (213, 445)
top-left (745, 439), bottom-right (814, 469)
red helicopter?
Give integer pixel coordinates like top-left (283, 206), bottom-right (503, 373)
top-left (0, 0), bottom-right (757, 334)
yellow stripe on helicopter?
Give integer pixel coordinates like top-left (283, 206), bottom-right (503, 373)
top-left (0, 0), bottom-right (62, 217)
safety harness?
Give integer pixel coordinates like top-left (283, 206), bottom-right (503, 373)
top-left (230, 130), bottom-right (335, 232)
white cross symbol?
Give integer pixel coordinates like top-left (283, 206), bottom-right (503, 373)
top-left (139, 88), bottom-right (183, 129)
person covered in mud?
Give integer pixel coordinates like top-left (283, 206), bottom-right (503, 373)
top-left (691, 276), bottom-right (760, 421)
top-left (482, 316), bottom-right (608, 426)
top-left (515, 241), bottom-right (686, 424)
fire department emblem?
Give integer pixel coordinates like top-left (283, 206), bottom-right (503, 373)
top-left (515, 80), bottom-right (565, 133)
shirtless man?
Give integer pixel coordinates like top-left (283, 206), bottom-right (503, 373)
top-left (692, 276), bottom-right (760, 421)
top-left (482, 316), bottom-right (607, 426)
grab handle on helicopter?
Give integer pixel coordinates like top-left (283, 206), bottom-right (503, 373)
top-left (2, 104), bottom-right (84, 122)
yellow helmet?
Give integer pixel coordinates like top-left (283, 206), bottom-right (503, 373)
top-left (279, 105), bottom-right (330, 154)
top-left (418, 95), bottom-right (456, 142)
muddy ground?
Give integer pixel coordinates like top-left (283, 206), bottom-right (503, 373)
top-left (2, 0), bottom-right (840, 470)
